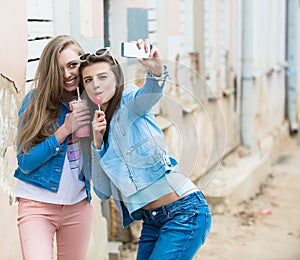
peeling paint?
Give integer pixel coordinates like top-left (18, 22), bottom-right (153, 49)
top-left (0, 74), bottom-right (20, 199)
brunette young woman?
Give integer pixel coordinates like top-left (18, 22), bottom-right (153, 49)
top-left (79, 39), bottom-right (211, 260)
top-left (14, 35), bottom-right (93, 260)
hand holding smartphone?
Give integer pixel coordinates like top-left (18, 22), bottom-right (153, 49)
top-left (121, 42), bottom-right (153, 58)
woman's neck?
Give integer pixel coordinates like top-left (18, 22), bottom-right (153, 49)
top-left (101, 102), bottom-right (108, 112)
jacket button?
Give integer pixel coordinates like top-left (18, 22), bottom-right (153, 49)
top-left (55, 147), bottom-right (60, 151)
top-left (152, 211), bottom-right (157, 216)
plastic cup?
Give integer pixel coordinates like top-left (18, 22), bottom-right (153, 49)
top-left (69, 99), bottom-right (90, 138)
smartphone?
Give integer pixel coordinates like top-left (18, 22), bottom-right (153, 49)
top-left (121, 42), bottom-right (153, 58)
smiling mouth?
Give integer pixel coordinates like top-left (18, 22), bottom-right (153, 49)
top-left (64, 78), bottom-right (77, 87)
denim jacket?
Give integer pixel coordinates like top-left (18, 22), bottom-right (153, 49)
top-left (14, 91), bottom-right (92, 202)
top-left (91, 67), bottom-right (177, 226)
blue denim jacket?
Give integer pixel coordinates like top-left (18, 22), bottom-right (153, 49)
top-left (92, 67), bottom-right (177, 226)
top-left (14, 91), bottom-right (92, 202)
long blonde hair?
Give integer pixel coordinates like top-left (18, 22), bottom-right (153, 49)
top-left (17, 35), bottom-right (84, 152)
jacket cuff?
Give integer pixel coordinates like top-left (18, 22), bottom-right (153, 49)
top-left (146, 65), bottom-right (169, 87)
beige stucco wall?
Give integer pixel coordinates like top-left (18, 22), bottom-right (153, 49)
top-left (0, 1), bottom-right (27, 259)
top-left (0, 0), bottom-right (27, 215)
top-left (0, 0), bottom-right (27, 189)
top-left (0, 0), bottom-right (27, 90)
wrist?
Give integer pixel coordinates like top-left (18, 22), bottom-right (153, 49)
top-left (148, 65), bottom-right (169, 87)
top-left (149, 66), bottom-right (164, 78)
top-left (56, 124), bottom-right (70, 144)
top-left (93, 138), bottom-right (103, 150)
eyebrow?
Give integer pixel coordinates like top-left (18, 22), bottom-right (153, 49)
top-left (83, 72), bottom-right (108, 80)
top-left (68, 60), bottom-right (79, 65)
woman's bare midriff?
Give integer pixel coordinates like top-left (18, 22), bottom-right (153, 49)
top-left (142, 188), bottom-right (199, 210)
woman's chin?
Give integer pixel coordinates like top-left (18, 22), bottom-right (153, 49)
top-left (64, 85), bottom-right (77, 93)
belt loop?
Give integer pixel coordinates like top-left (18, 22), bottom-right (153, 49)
top-left (193, 190), bottom-right (203, 201)
top-left (143, 209), bottom-right (150, 220)
top-left (200, 190), bottom-right (207, 200)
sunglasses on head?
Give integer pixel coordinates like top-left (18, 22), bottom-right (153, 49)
top-left (78, 47), bottom-right (117, 66)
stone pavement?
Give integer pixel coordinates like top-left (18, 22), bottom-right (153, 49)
top-left (195, 135), bottom-right (300, 259)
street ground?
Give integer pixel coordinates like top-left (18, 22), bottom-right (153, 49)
top-left (121, 136), bottom-right (300, 260)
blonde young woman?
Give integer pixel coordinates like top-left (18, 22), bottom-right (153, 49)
top-left (14, 35), bottom-right (93, 260)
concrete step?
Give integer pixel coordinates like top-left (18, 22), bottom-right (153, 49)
top-left (202, 151), bottom-right (272, 214)
top-left (108, 241), bottom-right (123, 260)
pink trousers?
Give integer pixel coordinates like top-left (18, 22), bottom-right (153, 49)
top-left (17, 198), bottom-right (93, 260)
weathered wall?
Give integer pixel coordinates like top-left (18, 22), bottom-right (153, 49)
top-left (0, 74), bottom-right (19, 199)
top-left (0, 1), bottom-right (27, 258)
top-left (0, 0), bottom-right (27, 194)
top-left (0, 74), bottom-right (22, 259)
top-left (0, 0), bottom-right (27, 90)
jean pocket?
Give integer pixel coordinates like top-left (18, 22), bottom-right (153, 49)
top-left (167, 203), bottom-right (196, 222)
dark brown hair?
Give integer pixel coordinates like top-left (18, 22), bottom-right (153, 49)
top-left (79, 54), bottom-right (124, 142)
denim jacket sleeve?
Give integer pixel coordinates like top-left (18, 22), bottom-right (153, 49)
top-left (17, 134), bottom-right (66, 174)
top-left (16, 91), bottom-right (67, 174)
top-left (91, 142), bottom-right (112, 199)
top-left (122, 65), bottom-right (169, 115)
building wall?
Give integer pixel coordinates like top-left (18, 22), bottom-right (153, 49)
top-left (0, 0), bottom-right (27, 90)
top-left (251, 0), bottom-right (286, 147)
top-left (297, 0), bottom-right (300, 121)
top-left (0, 1), bottom-right (27, 258)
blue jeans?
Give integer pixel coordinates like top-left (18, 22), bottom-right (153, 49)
top-left (136, 191), bottom-right (211, 260)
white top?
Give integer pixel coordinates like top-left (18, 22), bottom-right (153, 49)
top-left (15, 141), bottom-right (87, 205)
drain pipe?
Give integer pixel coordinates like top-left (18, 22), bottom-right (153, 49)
top-left (241, 0), bottom-right (254, 148)
top-left (286, 0), bottom-right (298, 135)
